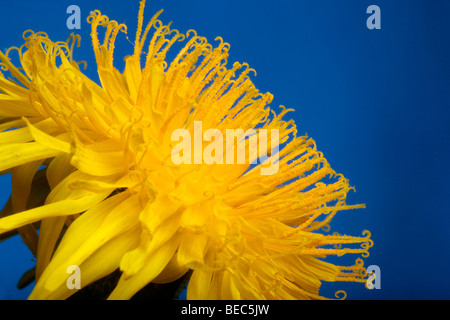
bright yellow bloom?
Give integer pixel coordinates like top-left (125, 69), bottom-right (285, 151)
top-left (0, 1), bottom-right (372, 300)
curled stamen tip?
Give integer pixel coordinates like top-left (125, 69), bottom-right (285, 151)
top-left (100, 18), bottom-right (110, 26)
top-left (108, 20), bottom-right (119, 28)
top-left (119, 24), bottom-right (128, 33)
top-left (362, 230), bottom-right (372, 239)
top-left (241, 62), bottom-right (257, 77)
top-left (77, 60), bottom-right (88, 70)
top-left (335, 290), bottom-right (347, 300)
top-left (154, 20), bottom-right (163, 29)
top-left (248, 68), bottom-right (257, 77)
top-left (186, 29), bottom-right (197, 38)
top-left (177, 33), bottom-right (186, 42)
top-left (87, 11), bottom-right (100, 23)
top-left (22, 30), bottom-right (35, 40)
top-left (88, 10), bottom-right (101, 19)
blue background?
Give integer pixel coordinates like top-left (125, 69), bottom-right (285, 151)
top-left (0, 0), bottom-right (449, 300)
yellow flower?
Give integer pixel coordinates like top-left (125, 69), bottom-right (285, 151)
top-left (0, 1), bottom-right (372, 300)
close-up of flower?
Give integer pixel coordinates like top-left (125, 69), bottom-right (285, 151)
top-left (18, 0), bottom-right (445, 300)
top-left (0, 0), bottom-right (375, 300)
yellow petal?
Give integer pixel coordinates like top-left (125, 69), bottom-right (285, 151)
top-left (0, 193), bottom-right (106, 234)
top-left (124, 56), bottom-right (142, 102)
top-left (0, 127), bottom-right (33, 145)
top-left (30, 224), bottom-right (140, 300)
top-left (108, 235), bottom-right (180, 300)
top-left (46, 153), bottom-right (76, 189)
top-left (0, 95), bottom-right (39, 117)
top-left (186, 268), bottom-right (214, 300)
top-left (120, 210), bottom-right (181, 277)
top-left (0, 118), bottom-right (26, 133)
top-left (35, 217), bottom-right (67, 281)
top-left (0, 142), bottom-right (59, 172)
top-left (98, 67), bottom-right (130, 102)
top-left (71, 139), bottom-right (127, 176)
top-left (138, 194), bottom-right (182, 235)
top-left (177, 232), bottom-right (208, 269)
top-left (44, 170), bottom-right (115, 204)
top-left (153, 254), bottom-right (189, 284)
top-left (35, 192), bottom-right (140, 292)
top-left (24, 118), bottom-right (71, 153)
top-left (221, 271), bottom-right (241, 300)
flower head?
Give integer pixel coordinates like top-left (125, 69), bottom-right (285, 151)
top-left (0, 1), bottom-right (372, 300)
